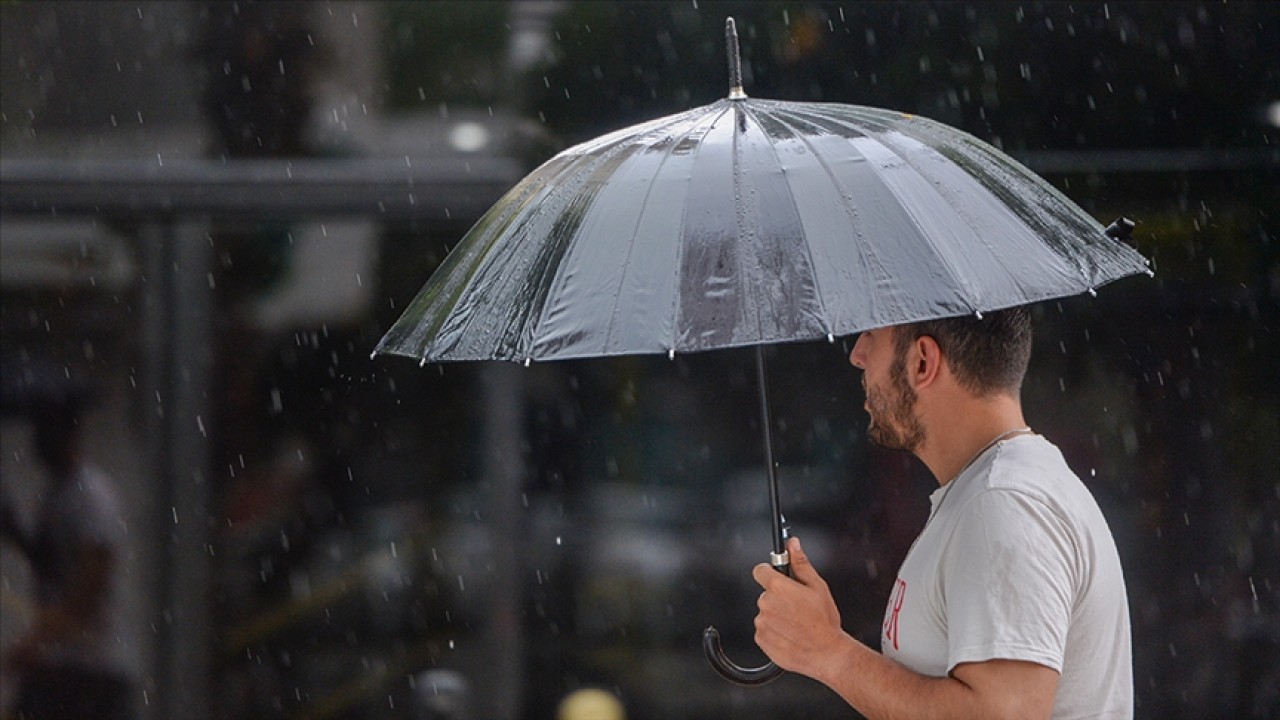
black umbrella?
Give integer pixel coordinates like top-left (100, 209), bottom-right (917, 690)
top-left (375, 19), bottom-right (1150, 685)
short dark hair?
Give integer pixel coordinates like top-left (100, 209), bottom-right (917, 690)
top-left (893, 306), bottom-right (1033, 396)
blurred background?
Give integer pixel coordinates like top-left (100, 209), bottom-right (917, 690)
top-left (0, 2), bottom-right (1276, 719)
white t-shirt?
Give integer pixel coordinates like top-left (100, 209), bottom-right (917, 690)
top-left (881, 434), bottom-right (1132, 719)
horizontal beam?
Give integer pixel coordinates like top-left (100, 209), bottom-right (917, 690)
top-left (1009, 147), bottom-right (1279, 174)
top-left (2, 148), bottom-right (1276, 220)
top-left (0, 157), bottom-right (525, 220)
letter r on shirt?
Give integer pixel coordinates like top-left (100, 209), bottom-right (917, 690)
top-left (884, 577), bottom-right (907, 651)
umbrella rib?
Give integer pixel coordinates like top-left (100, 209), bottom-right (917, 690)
top-left (730, 103), bottom-right (758, 343)
top-left (668, 104), bottom-right (738, 353)
top-left (793, 104), bottom-right (988, 313)
top-left (602, 105), bottom-right (730, 354)
top-left (925, 129), bottom-right (1098, 292)
top-left (764, 104), bottom-right (890, 327)
top-left (866, 113), bottom-right (1061, 307)
top-left (742, 102), bottom-right (833, 337)
top-left (479, 110), bottom-right (711, 360)
top-left (800, 103), bottom-right (1115, 308)
top-left (387, 153), bottom-right (575, 360)
top-left (522, 106), bottom-right (716, 358)
top-left (443, 156), bottom-right (588, 359)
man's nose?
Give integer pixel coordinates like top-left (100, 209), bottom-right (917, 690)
top-left (849, 335), bottom-right (867, 369)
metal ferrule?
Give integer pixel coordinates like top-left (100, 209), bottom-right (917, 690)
top-left (770, 551), bottom-right (790, 568)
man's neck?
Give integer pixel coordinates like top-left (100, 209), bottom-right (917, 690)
top-left (916, 393), bottom-right (1027, 487)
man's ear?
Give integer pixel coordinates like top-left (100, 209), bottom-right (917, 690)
top-left (913, 335), bottom-right (943, 389)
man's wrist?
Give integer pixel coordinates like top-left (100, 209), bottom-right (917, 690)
top-left (812, 630), bottom-right (864, 687)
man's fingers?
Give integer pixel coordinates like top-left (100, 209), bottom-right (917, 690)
top-left (751, 562), bottom-right (780, 589)
top-left (787, 537), bottom-right (825, 587)
top-left (755, 537), bottom-right (826, 590)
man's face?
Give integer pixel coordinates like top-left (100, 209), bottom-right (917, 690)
top-left (849, 327), bottom-right (926, 453)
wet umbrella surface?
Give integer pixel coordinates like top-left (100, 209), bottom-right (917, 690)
top-left (375, 18), bottom-right (1151, 685)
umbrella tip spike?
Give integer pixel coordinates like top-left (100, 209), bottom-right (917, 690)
top-left (725, 17), bottom-right (747, 100)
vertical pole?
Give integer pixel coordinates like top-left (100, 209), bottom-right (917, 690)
top-left (481, 362), bottom-right (525, 719)
top-left (144, 221), bottom-right (212, 720)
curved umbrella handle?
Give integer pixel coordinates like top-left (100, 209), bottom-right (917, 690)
top-left (703, 544), bottom-right (791, 686)
top-left (701, 626), bottom-right (785, 686)
top-left (702, 345), bottom-right (791, 686)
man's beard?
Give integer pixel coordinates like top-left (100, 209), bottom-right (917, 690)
top-left (864, 351), bottom-right (926, 453)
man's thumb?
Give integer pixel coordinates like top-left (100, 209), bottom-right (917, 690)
top-left (787, 536), bottom-right (821, 583)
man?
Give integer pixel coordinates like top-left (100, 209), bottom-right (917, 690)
top-left (752, 308), bottom-right (1132, 719)
top-left (1, 395), bottom-right (136, 720)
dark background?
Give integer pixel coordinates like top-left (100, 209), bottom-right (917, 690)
top-left (2, 2), bottom-right (1276, 719)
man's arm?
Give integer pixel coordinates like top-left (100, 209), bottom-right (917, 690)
top-left (752, 537), bottom-right (1058, 720)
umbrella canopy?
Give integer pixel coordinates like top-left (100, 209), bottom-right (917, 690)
top-left (374, 94), bottom-right (1149, 366)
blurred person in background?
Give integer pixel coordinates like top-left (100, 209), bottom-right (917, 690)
top-left (0, 391), bottom-right (136, 720)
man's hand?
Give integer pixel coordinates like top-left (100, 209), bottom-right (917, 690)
top-left (751, 536), bottom-right (850, 683)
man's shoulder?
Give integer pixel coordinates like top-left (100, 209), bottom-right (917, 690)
top-left (967, 436), bottom-right (1117, 545)
top-left (975, 436), bottom-right (1094, 506)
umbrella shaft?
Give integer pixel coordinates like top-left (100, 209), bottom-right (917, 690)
top-left (754, 345), bottom-right (785, 556)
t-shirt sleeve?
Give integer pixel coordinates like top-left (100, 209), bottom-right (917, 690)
top-left (939, 488), bottom-right (1077, 674)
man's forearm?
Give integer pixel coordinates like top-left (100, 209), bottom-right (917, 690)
top-left (813, 634), bottom-right (1052, 720)
top-left (814, 635), bottom-right (970, 719)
